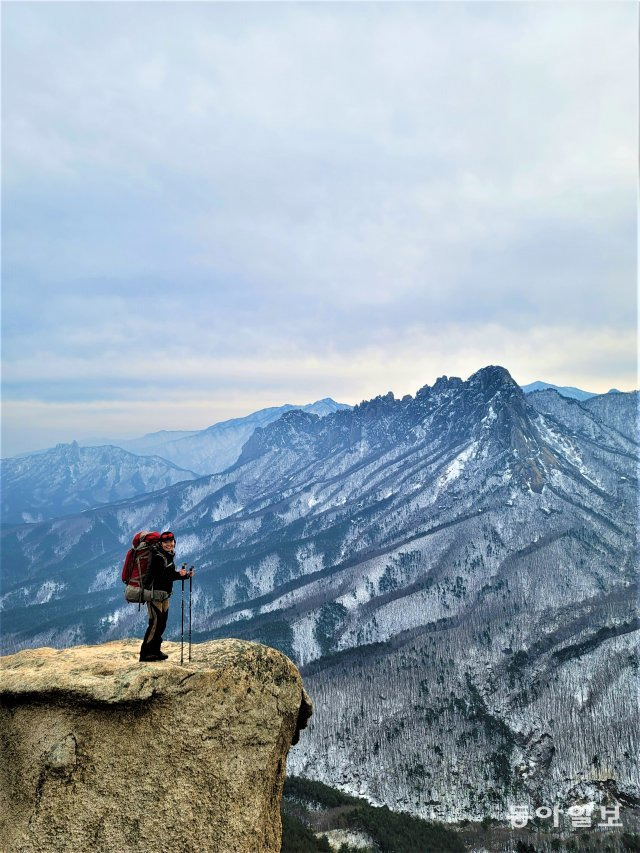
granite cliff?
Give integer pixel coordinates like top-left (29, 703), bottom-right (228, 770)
top-left (0, 639), bottom-right (312, 853)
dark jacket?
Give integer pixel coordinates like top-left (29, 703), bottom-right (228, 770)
top-left (148, 549), bottom-right (183, 595)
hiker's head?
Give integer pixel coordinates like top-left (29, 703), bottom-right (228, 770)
top-left (160, 531), bottom-right (175, 554)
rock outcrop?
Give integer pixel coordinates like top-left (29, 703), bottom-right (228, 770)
top-left (0, 639), bottom-right (312, 853)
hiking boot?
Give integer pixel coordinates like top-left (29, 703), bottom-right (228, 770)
top-left (139, 653), bottom-right (164, 662)
top-left (157, 651), bottom-right (169, 660)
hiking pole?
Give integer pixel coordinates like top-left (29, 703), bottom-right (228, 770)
top-left (180, 576), bottom-right (185, 665)
top-left (188, 566), bottom-right (194, 662)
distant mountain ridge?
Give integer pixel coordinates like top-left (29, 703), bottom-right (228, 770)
top-left (1, 366), bottom-right (637, 822)
top-left (1, 399), bottom-right (350, 524)
top-left (0, 442), bottom-right (198, 524)
top-left (520, 380), bottom-right (621, 400)
top-left (82, 398), bottom-right (350, 475)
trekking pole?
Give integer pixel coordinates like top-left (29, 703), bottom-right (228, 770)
top-left (188, 566), bottom-right (194, 662)
top-left (180, 577), bottom-right (185, 665)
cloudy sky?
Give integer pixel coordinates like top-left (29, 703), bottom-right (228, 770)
top-left (2, 2), bottom-right (637, 456)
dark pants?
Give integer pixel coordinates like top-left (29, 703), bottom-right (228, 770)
top-left (140, 598), bottom-right (170, 657)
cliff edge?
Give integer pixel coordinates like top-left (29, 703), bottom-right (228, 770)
top-left (0, 639), bottom-right (312, 853)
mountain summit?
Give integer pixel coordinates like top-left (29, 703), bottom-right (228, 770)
top-left (240, 365), bottom-right (553, 495)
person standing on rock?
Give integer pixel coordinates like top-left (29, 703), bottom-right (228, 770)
top-left (139, 531), bottom-right (193, 662)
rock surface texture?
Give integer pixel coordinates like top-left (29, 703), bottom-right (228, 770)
top-left (0, 639), bottom-right (312, 853)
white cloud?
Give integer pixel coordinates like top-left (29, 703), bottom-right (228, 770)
top-left (2, 2), bottom-right (636, 455)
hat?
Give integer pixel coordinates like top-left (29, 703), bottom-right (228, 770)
top-left (160, 531), bottom-right (175, 542)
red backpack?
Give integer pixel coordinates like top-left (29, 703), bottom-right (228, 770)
top-left (121, 531), bottom-right (161, 601)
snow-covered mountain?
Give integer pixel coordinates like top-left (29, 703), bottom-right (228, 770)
top-left (1, 399), bottom-right (349, 523)
top-left (81, 398), bottom-right (350, 475)
top-left (520, 381), bottom-right (602, 400)
top-left (1, 367), bottom-right (637, 823)
top-left (0, 441), bottom-right (198, 524)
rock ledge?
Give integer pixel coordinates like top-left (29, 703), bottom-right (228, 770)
top-left (1, 639), bottom-right (312, 853)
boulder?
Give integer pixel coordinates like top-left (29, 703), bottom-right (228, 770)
top-left (0, 639), bottom-right (312, 853)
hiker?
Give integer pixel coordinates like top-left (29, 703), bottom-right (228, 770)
top-left (139, 531), bottom-right (194, 662)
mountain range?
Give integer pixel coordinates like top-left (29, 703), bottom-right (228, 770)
top-left (80, 398), bottom-right (350, 474)
top-left (1, 386), bottom-right (614, 523)
top-left (520, 381), bottom-right (607, 400)
top-left (0, 442), bottom-right (198, 524)
top-left (0, 366), bottom-right (637, 823)
top-left (1, 399), bottom-right (348, 524)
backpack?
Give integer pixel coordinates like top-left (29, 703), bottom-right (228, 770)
top-left (122, 531), bottom-right (162, 604)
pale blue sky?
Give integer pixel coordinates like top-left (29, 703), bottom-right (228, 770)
top-left (2, 1), bottom-right (637, 456)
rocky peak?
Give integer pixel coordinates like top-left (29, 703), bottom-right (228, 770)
top-left (49, 441), bottom-right (81, 465)
top-left (283, 409), bottom-right (320, 424)
top-left (55, 440), bottom-right (79, 449)
top-left (238, 410), bottom-right (321, 463)
top-left (414, 366), bottom-right (517, 407)
top-left (237, 365), bottom-right (540, 473)
top-left (432, 374), bottom-right (461, 393)
top-left (403, 366), bottom-right (555, 493)
top-left (468, 364), bottom-right (519, 391)
top-left (356, 390), bottom-right (396, 410)
top-left (415, 374), bottom-right (462, 400)
top-left (0, 639), bottom-right (312, 853)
